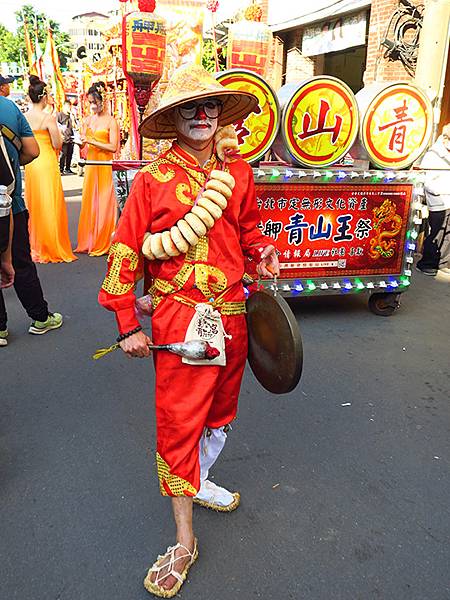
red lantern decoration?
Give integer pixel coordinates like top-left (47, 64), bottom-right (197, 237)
top-left (122, 2), bottom-right (166, 156)
top-left (122, 10), bottom-right (166, 88)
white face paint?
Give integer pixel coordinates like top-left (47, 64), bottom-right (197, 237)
top-left (174, 104), bottom-right (219, 146)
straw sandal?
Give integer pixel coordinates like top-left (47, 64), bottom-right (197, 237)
top-left (194, 492), bottom-right (240, 512)
top-left (143, 539), bottom-right (198, 598)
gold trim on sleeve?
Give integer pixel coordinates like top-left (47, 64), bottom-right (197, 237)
top-left (101, 242), bottom-right (139, 295)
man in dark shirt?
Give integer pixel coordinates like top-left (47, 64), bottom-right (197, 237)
top-left (0, 73), bottom-right (14, 98)
top-left (57, 100), bottom-right (75, 175)
top-left (0, 94), bottom-right (63, 346)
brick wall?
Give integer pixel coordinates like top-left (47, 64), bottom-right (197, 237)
top-left (280, 29), bottom-right (324, 85)
top-left (285, 49), bottom-right (324, 83)
top-left (365, 0), bottom-right (426, 84)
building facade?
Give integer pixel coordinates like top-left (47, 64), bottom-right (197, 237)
top-left (267, 0), bottom-right (450, 132)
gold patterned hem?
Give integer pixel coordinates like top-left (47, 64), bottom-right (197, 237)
top-left (156, 452), bottom-right (197, 497)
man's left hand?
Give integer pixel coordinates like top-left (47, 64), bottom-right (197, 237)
top-left (256, 245), bottom-right (280, 278)
top-left (0, 259), bottom-right (15, 289)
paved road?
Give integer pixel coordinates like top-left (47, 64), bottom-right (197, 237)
top-left (1, 174), bottom-right (449, 600)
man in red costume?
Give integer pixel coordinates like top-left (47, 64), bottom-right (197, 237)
top-left (99, 64), bottom-right (279, 598)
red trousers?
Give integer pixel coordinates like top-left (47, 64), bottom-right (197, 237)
top-left (151, 296), bottom-right (247, 497)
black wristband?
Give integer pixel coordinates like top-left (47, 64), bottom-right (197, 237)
top-left (116, 325), bottom-right (142, 343)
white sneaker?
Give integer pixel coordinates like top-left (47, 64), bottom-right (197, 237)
top-left (0, 329), bottom-right (8, 346)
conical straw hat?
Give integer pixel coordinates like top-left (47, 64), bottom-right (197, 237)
top-left (139, 64), bottom-right (259, 140)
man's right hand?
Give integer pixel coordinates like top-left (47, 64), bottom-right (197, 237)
top-left (119, 330), bottom-right (152, 358)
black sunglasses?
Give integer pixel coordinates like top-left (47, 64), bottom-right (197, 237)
top-left (178, 100), bottom-right (224, 120)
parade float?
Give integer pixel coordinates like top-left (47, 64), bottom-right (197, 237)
top-left (102, 1), bottom-right (433, 317)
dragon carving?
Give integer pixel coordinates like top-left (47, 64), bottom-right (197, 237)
top-left (369, 199), bottom-right (403, 259)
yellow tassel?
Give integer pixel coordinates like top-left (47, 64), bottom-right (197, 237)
top-left (92, 343), bottom-right (119, 360)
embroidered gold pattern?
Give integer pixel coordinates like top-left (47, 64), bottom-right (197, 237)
top-left (156, 452), bottom-right (197, 496)
top-left (175, 182), bottom-right (194, 206)
top-left (170, 294), bottom-right (246, 315)
top-left (152, 278), bottom-right (175, 294)
top-left (141, 159), bottom-right (176, 183)
top-left (101, 242), bottom-right (138, 295)
top-left (220, 301), bottom-right (246, 315)
top-left (172, 263), bottom-right (194, 289)
top-left (186, 236), bottom-right (209, 263)
top-left (194, 264), bottom-right (227, 296)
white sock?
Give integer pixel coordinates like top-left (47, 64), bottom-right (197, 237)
top-left (195, 426), bottom-right (234, 505)
top-left (199, 426), bottom-right (228, 481)
top-left (195, 479), bottom-right (235, 506)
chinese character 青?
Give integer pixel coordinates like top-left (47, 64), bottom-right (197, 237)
top-left (378, 99), bottom-right (414, 154)
top-left (284, 213), bottom-right (309, 245)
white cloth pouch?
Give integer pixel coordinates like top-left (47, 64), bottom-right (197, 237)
top-left (182, 303), bottom-right (230, 367)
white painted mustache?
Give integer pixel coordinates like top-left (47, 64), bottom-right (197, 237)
top-left (189, 120), bottom-right (211, 127)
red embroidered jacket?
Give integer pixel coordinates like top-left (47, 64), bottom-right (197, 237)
top-left (98, 143), bottom-right (271, 333)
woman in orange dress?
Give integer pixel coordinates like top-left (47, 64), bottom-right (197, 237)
top-left (75, 82), bottom-right (119, 256)
top-left (24, 76), bottom-right (77, 263)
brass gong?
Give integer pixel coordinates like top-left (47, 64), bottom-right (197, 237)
top-left (246, 288), bottom-right (303, 394)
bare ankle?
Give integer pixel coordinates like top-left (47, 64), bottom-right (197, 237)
top-left (177, 531), bottom-right (195, 549)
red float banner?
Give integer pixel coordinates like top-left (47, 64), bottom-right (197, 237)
top-left (255, 183), bottom-right (412, 278)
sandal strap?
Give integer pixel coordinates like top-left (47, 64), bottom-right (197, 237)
top-left (150, 541), bottom-right (196, 586)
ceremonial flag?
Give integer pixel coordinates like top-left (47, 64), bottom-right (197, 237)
top-left (23, 20), bottom-right (35, 71)
top-left (43, 25), bottom-right (65, 111)
top-left (31, 19), bottom-right (44, 79)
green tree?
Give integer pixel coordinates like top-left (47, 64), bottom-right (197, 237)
top-left (202, 39), bottom-right (227, 73)
top-left (0, 24), bottom-right (21, 63)
top-left (13, 4), bottom-right (72, 69)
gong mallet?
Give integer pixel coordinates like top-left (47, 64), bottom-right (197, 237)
top-left (93, 339), bottom-right (220, 361)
